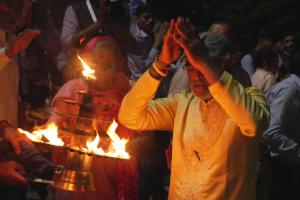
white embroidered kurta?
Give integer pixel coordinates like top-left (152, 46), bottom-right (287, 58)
top-left (118, 70), bottom-right (269, 200)
top-left (0, 31), bottom-right (19, 126)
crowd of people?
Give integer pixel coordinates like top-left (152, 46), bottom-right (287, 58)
top-left (0, 0), bottom-right (299, 200)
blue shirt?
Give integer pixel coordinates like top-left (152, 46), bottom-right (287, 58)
top-left (127, 20), bottom-right (159, 81)
top-left (263, 74), bottom-right (300, 163)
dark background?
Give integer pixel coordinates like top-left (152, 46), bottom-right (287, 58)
top-left (40, 0), bottom-right (300, 52)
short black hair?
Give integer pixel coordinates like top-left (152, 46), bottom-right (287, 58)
top-left (136, 3), bottom-right (153, 16)
top-left (280, 32), bottom-right (294, 41)
top-left (257, 30), bottom-right (272, 42)
top-left (253, 49), bottom-right (277, 69)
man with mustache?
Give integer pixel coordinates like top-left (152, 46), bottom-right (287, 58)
top-left (119, 17), bottom-right (270, 200)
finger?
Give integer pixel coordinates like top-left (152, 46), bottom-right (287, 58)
top-left (25, 30), bottom-right (40, 40)
top-left (162, 19), bottom-right (174, 44)
top-left (167, 19), bottom-right (175, 36)
top-left (11, 170), bottom-right (27, 186)
top-left (23, 32), bottom-right (39, 44)
top-left (15, 162), bottom-right (26, 174)
top-left (15, 128), bottom-right (34, 145)
top-left (19, 134), bottom-right (34, 146)
top-left (175, 17), bottom-right (188, 39)
top-left (18, 29), bottom-right (41, 39)
top-left (173, 33), bottom-right (188, 50)
top-left (10, 138), bottom-right (21, 155)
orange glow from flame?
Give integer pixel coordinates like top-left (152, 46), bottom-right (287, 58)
top-left (18, 121), bottom-right (129, 159)
top-left (77, 55), bottom-right (96, 80)
top-left (18, 123), bottom-right (64, 147)
top-left (85, 120), bottom-right (129, 159)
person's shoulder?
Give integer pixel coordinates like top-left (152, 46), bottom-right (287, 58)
top-left (241, 53), bottom-right (252, 61)
top-left (267, 76), bottom-right (300, 100)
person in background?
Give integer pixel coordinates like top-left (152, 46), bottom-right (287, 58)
top-left (57, 0), bottom-right (104, 81)
top-left (119, 17), bottom-right (269, 200)
top-left (0, 1), bottom-right (57, 199)
top-left (241, 32), bottom-right (273, 76)
top-left (58, 0), bottom-right (133, 81)
top-left (0, 120), bottom-right (57, 200)
top-left (16, 0), bottom-right (61, 110)
top-left (50, 36), bottom-right (138, 200)
top-left (0, 0), bottom-right (39, 127)
top-left (275, 33), bottom-right (296, 80)
top-left (127, 3), bottom-right (166, 82)
top-left (127, 0), bottom-right (147, 18)
top-left (208, 21), bottom-right (232, 40)
top-left (251, 49), bottom-right (278, 93)
top-left (262, 50), bottom-right (300, 200)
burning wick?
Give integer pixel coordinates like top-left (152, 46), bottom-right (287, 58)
top-left (18, 123), bottom-right (64, 147)
top-left (18, 121), bottom-right (130, 159)
top-left (77, 55), bottom-right (96, 80)
top-left (85, 120), bottom-right (130, 159)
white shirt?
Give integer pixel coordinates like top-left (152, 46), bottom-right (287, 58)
top-left (251, 68), bottom-right (276, 93)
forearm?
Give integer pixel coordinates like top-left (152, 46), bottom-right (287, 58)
top-left (119, 68), bottom-right (176, 131)
top-left (119, 70), bottom-right (161, 130)
top-left (209, 71), bottom-right (270, 137)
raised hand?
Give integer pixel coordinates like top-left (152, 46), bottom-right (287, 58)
top-left (173, 17), bottom-right (208, 70)
top-left (153, 22), bottom-right (169, 49)
top-left (173, 17), bottom-right (223, 85)
top-left (5, 29), bottom-right (40, 58)
top-left (157, 19), bottom-right (182, 67)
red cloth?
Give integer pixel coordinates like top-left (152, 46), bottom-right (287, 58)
top-left (50, 36), bottom-right (138, 200)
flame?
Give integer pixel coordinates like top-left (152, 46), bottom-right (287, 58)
top-left (106, 120), bottom-right (129, 159)
top-left (18, 123), bottom-right (64, 147)
top-left (19, 121), bottom-right (129, 159)
top-left (85, 120), bottom-right (129, 159)
top-left (77, 55), bottom-right (96, 80)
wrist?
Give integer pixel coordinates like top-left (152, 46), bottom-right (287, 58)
top-left (148, 57), bottom-right (171, 80)
top-left (149, 66), bottom-right (164, 80)
top-left (156, 56), bottom-right (169, 68)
